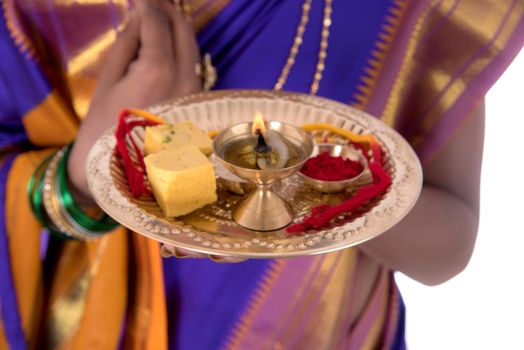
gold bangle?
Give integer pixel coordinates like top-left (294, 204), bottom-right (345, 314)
top-left (42, 147), bottom-right (100, 240)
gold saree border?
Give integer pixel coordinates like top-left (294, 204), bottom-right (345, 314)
top-left (223, 259), bottom-right (287, 350)
top-left (381, 0), bottom-right (524, 139)
top-left (45, 242), bottom-right (90, 349)
top-left (294, 250), bottom-right (359, 350)
top-left (182, 0), bottom-right (209, 13)
top-left (123, 234), bottom-right (167, 350)
top-left (224, 250), bottom-right (360, 350)
top-left (268, 255), bottom-right (338, 348)
top-left (7, 0), bottom-right (230, 119)
top-left (51, 0), bottom-right (127, 6)
top-left (5, 152), bottom-right (128, 348)
top-left (410, 0), bottom-right (524, 147)
top-left (352, 0), bottom-right (411, 112)
top-left (63, 231), bottom-right (128, 349)
top-left (380, 1), bottom-right (438, 127)
top-left (66, 30), bottom-right (117, 77)
top-left (260, 256), bottom-right (324, 349)
top-left (192, 0), bottom-right (231, 32)
top-left (381, 280), bottom-right (400, 348)
top-left (0, 319), bottom-right (7, 350)
top-left (360, 271), bottom-right (390, 350)
top-left (10, 0), bottom-right (231, 118)
top-left (123, 233), bottom-right (153, 350)
top-left (2, 0), bottom-right (37, 59)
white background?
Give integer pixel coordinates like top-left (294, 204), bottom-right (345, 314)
top-left (396, 50), bottom-right (524, 348)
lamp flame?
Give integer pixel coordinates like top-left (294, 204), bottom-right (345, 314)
top-left (252, 111), bottom-right (266, 135)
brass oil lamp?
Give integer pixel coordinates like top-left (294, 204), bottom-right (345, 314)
top-left (213, 113), bottom-right (314, 231)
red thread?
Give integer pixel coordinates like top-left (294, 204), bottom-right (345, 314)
top-left (114, 109), bottom-right (159, 197)
top-left (287, 159), bottom-right (391, 234)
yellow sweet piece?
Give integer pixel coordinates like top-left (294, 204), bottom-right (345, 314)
top-left (144, 121), bottom-right (213, 156)
top-left (144, 146), bottom-right (217, 217)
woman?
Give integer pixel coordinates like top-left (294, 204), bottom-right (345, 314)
top-left (1, 0), bottom-right (522, 349)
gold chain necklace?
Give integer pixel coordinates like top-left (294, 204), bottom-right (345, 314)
top-left (274, 0), bottom-right (312, 91)
top-left (310, 0), bottom-right (332, 95)
top-left (274, 0), bottom-right (333, 95)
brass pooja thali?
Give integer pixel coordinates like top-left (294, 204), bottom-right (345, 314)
top-left (86, 90), bottom-right (423, 258)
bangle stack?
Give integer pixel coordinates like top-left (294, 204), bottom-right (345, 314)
top-left (27, 144), bottom-right (119, 240)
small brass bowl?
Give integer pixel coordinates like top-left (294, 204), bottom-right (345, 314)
top-left (298, 143), bottom-right (369, 193)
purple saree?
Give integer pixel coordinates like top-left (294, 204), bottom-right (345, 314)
top-left (1, 0), bottom-right (523, 349)
top-left (163, 1), bottom-right (408, 348)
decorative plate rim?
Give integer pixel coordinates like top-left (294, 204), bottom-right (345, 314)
top-left (86, 90), bottom-right (423, 258)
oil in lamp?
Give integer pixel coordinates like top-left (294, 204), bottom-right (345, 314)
top-left (213, 112), bottom-right (314, 231)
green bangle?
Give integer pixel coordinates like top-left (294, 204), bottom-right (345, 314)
top-left (27, 152), bottom-right (75, 240)
top-left (27, 154), bottom-right (53, 225)
top-left (28, 144), bottom-right (119, 240)
top-left (42, 147), bottom-right (93, 240)
top-left (56, 145), bottom-right (119, 233)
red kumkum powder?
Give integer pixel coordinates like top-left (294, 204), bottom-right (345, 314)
top-left (287, 140), bottom-right (391, 234)
top-left (300, 152), bottom-right (364, 181)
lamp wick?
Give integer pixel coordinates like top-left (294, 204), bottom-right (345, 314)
top-left (254, 129), bottom-right (272, 153)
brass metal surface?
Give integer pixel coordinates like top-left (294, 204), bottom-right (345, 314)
top-left (86, 90), bottom-right (423, 258)
top-left (213, 121), bottom-right (314, 231)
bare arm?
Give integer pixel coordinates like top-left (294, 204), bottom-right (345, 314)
top-left (360, 102), bottom-right (485, 286)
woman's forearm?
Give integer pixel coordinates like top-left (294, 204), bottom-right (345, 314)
top-left (361, 101), bottom-right (485, 286)
top-left (360, 184), bottom-right (478, 286)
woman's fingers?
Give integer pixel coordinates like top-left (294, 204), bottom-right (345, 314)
top-left (155, 2), bottom-right (201, 93)
top-left (210, 255), bottom-right (247, 263)
top-left (160, 245), bottom-right (246, 263)
top-left (167, 5), bottom-right (201, 80)
top-left (161, 245), bottom-right (207, 259)
top-left (100, 1), bottom-right (201, 97)
top-left (137, 1), bottom-right (175, 61)
top-left (95, 12), bottom-right (140, 91)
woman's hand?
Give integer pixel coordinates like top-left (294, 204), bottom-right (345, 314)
top-left (68, 0), bottom-right (201, 201)
top-left (160, 245), bottom-right (246, 263)
top-left (66, 1), bottom-right (239, 262)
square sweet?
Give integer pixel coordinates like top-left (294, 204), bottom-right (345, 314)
top-left (144, 145), bottom-right (217, 217)
top-left (144, 121), bottom-right (213, 156)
